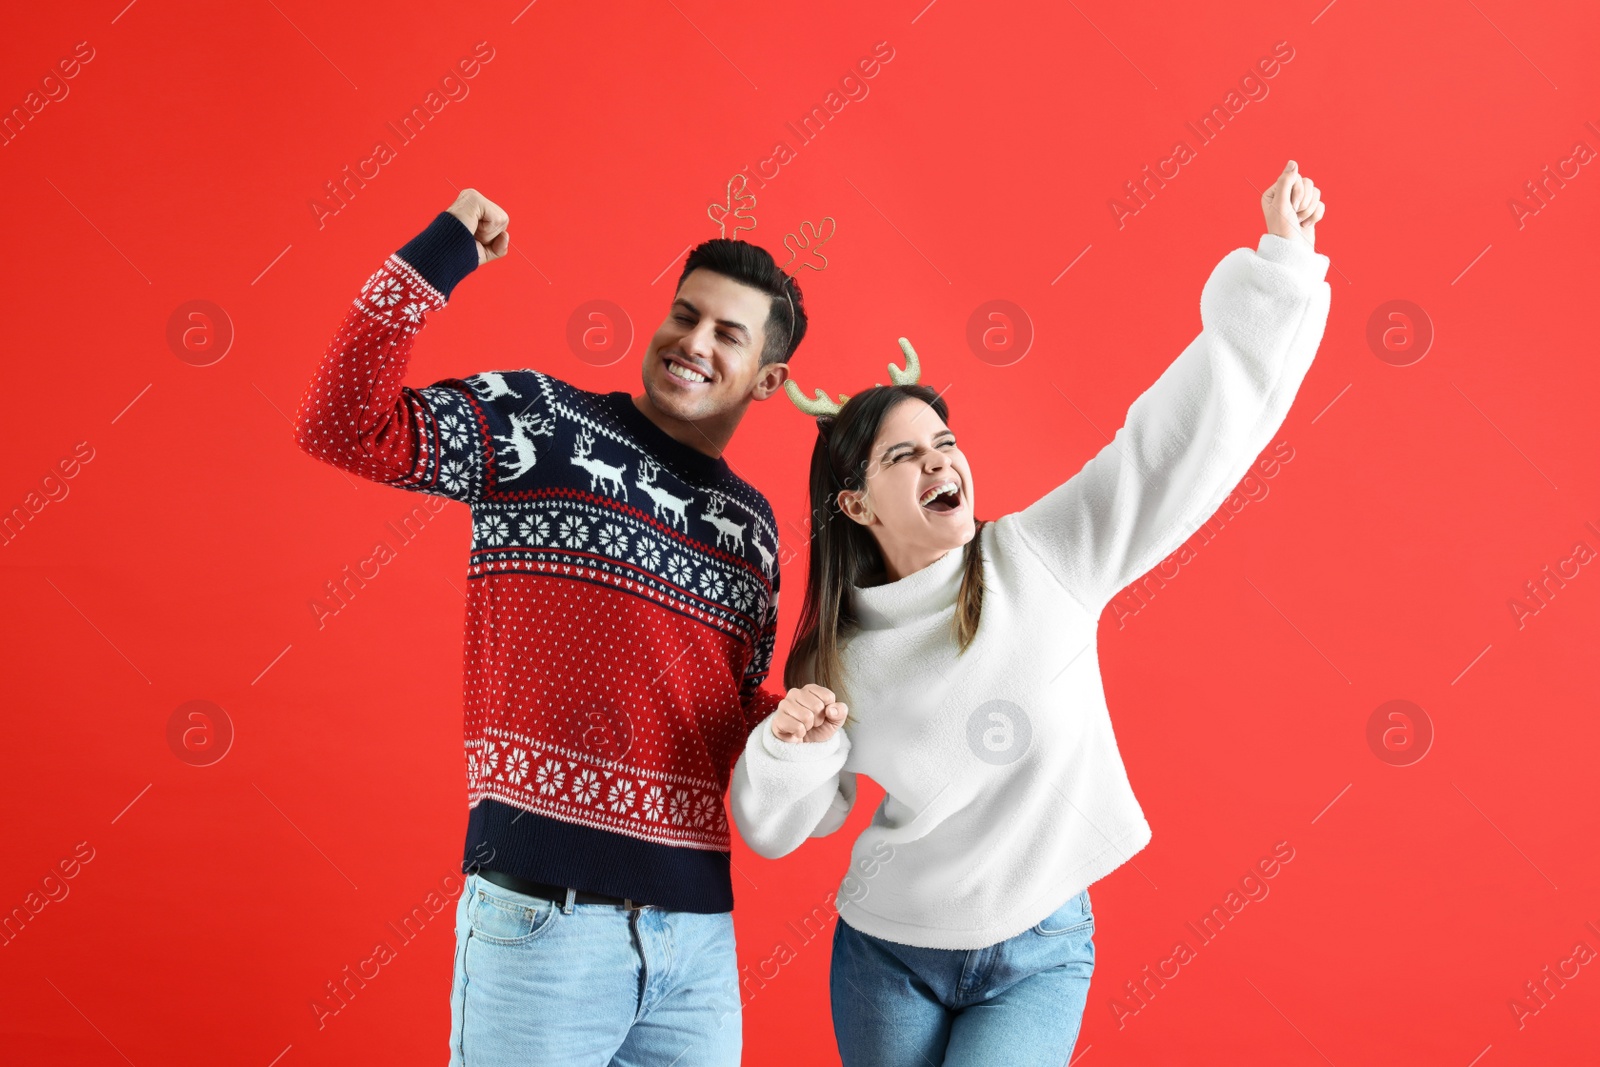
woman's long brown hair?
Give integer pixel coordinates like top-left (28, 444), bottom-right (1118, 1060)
top-left (784, 384), bottom-right (987, 693)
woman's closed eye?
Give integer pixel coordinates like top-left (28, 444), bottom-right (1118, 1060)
top-left (890, 440), bottom-right (956, 462)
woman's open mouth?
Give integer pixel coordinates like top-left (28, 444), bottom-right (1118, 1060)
top-left (919, 480), bottom-right (963, 513)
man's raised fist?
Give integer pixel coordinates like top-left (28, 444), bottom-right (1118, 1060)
top-left (446, 188), bottom-right (510, 267)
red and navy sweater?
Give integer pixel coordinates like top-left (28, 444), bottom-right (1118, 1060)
top-left (294, 212), bottom-right (784, 912)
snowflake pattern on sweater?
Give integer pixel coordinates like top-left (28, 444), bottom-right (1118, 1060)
top-left (297, 246), bottom-right (783, 861)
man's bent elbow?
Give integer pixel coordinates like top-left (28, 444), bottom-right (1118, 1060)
top-left (292, 402), bottom-right (372, 467)
top-left (293, 415), bottom-right (332, 463)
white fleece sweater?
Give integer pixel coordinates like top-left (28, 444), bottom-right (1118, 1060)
top-left (729, 233), bottom-right (1332, 950)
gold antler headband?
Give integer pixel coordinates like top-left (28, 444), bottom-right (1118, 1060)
top-left (783, 337), bottom-right (923, 417)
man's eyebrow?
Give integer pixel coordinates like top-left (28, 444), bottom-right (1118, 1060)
top-left (881, 428), bottom-right (955, 456)
top-left (672, 298), bottom-right (751, 340)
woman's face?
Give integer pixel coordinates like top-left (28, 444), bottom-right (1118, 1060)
top-left (838, 398), bottom-right (977, 575)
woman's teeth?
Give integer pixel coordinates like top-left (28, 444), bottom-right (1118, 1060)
top-left (920, 481), bottom-right (961, 509)
top-left (667, 361), bottom-right (709, 383)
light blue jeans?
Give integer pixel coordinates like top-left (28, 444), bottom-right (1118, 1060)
top-left (448, 872), bottom-right (742, 1066)
top-left (830, 888), bottom-right (1095, 1067)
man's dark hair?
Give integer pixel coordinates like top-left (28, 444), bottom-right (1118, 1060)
top-left (675, 238), bottom-right (808, 367)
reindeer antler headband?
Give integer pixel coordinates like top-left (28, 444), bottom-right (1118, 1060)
top-left (783, 337), bottom-right (923, 417)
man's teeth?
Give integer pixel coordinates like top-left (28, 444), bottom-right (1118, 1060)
top-left (668, 361), bottom-right (708, 383)
top-left (920, 481), bottom-right (960, 506)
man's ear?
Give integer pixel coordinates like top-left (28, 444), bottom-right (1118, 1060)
top-left (751, 361), bottom-right (790, 401)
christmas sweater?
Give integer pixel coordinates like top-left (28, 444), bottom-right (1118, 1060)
top-left (294, 211), bottom-right (783, 912)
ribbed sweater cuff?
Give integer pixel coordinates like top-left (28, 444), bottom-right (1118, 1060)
top-left (757, 715), bottom-right (848, 762)
top-left (396, 211), bottom-right (479, 300)
top-left (1256, 231), bottom-right (1329, 283)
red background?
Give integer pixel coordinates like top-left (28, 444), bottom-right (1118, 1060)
top-left (3, 1), bottom-right (1598, 1064)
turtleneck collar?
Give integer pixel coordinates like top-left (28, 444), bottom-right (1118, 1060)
top-left (851, 545), bottom-right (966, 630)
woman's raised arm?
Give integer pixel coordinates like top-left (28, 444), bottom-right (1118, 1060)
top-left (1008, 164), bottom-right (1331, 614)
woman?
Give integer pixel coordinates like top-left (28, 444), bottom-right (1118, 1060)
top-left (729, 161), bottom-right (1331, 1066)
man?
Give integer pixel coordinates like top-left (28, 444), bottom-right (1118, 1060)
top-left (293, 188), bottom-right (803, 1065)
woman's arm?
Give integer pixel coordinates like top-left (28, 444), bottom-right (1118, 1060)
top-left (1009, 165), bottom-right (1331, 613)
top-left (730, 707), bottom-right (855, 860)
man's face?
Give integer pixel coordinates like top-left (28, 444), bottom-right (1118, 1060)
top-left (642, 268), bottom-right (785, 422)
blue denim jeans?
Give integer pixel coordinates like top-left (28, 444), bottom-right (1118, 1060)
top-left (448, 872), bottom-right (742, 1066)
top-left (830, 888), bottom-right (1095, 1067)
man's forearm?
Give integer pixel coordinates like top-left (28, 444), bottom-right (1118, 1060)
top-left (395, 211), bottom-right (480, 300)
top-left (292, 213), bottom-right (479, 482)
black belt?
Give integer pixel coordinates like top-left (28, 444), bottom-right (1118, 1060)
top-left (475, 867), bottom-right (652, 910)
